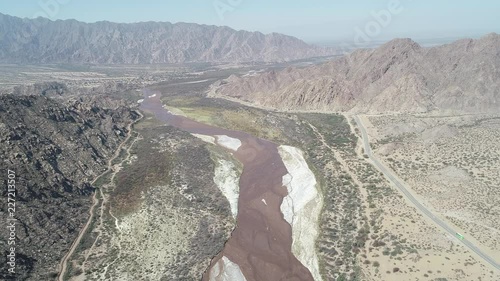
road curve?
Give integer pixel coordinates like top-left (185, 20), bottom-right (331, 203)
top-left (353, 115), bottom-right (500, 271)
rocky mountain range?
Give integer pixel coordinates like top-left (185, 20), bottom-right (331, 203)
top-left (210, 33), bottom-right (500, 113)
top-left (0, 94), bottom-right (139, 280)
top-left (0, 13), bottom-right (335, 64)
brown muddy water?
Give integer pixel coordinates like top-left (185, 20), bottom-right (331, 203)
top-left (140, 90), bottom-right (314, 281)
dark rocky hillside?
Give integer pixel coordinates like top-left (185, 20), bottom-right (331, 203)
top-left (0, 95), bottom-right (139, 280)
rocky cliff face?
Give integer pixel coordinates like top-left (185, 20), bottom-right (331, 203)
top-left (0, 95), bottom-right (139, 280)
top-left (0, 13), bottom-right (335, 64)
top-left (211, 34), bottom-right (500, 113)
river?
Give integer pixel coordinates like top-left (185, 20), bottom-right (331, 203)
top-left (140, 90), bottom-right (314, 281)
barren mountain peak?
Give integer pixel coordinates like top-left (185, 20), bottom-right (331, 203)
top-left (378, 38), bottom-right (422, 53)
top-left (476, 32), bottom-right (500, 44)
top-left (212, 35), bottom-right (500, 114)
top-left (481, 32), bottom-right (499, 38)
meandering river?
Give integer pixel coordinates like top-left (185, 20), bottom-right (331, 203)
top-left (140, 90), bottom-right (314, 281)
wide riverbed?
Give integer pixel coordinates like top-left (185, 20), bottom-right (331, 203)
top-left (140, 90), bottom-right (314, 281)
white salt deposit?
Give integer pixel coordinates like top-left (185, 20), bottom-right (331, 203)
top-left (278, 145), bottom-right (323, 281)
top-left (279, 146), bottom-right (318, 224)
top-left (209, 256), bottom-right (247, 281)
top-left (213, 159), bottom-right (240, 218)
top-left (216, 135), bottom-right (242, 151)
top-left (192, 134), bottom-right (216, 145)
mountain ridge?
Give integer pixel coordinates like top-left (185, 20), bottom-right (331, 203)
top-left (210, 33), bottom-right (500, 113)
top-left (0, 12), bottom-right (336, 64)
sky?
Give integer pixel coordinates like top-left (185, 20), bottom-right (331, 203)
top-left (1, 0), bottom-right (499, 43)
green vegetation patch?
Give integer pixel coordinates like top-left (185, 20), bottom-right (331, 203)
top-left (111, 125), bottom-right (174, 216)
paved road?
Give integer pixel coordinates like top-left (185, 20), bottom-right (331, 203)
top-left (354, 116), bottom-right (500, 271)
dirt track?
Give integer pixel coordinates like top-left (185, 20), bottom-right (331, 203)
top-left (57, 111), bottom-right (143, 281)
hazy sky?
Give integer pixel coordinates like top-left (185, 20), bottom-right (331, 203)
top-left (1, 0), bottom-right (499, 43)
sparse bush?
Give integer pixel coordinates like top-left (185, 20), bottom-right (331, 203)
top-left (373, 240), bottom-right (386, 247)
